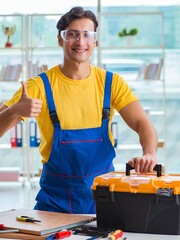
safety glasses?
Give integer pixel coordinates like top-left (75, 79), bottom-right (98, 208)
top-left (60, 29), bottom-right (97, 42)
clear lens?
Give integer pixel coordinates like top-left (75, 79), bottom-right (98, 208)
top-left (60, 30), bottom-right (97, 42)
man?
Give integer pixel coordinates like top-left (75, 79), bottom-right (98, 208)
top-left (0, 7), bottom-right (158, 213)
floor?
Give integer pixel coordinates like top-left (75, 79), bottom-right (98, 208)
top-left (0, 180), bottom-right (40, 212)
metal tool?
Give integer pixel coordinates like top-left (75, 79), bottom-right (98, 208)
top-left (72, 225), bottom-right (112, 238)
top-left (16, 215), bottom-right (41, 223)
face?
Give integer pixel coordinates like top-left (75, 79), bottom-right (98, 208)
top-left (58, 18), bottom-right (97, 64)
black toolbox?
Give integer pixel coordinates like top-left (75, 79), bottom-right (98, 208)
top-left (92, 164), bottom-right (180, 235)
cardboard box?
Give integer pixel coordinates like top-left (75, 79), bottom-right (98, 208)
top-left (92, 169), bottom-right (180, 235)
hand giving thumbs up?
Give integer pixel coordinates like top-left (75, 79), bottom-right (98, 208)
top-left (17, 81), bottom-right (42, 118)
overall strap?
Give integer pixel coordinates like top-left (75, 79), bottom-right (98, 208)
top-left (102, 71), bottom-right (113, 123)
top-left (38, 72), bottom-right (59, 124)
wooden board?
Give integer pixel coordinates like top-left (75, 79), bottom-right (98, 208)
top-left (0, 231), bottom-right (54, 240)
top-left (0, 209), bottom-right (96, 236)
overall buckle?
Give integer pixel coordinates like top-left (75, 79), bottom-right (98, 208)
top-left (102, 108), bottom-right (110, 120)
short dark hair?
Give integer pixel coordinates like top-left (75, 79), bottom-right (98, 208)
top-left (56, 7), bottom-right (98, 35)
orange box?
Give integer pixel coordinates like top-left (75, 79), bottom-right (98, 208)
top-left (92, 169), bottom-right (180, 235)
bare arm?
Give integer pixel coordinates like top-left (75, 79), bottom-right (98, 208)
top-left (0, 81), bottom-right (42, 137)
top-left (119, 100), bottom-right (158, 173)
top-left (0, 104), bottom-right (21, 137)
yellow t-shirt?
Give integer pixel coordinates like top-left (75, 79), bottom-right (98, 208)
top-left (5, 65), bottom-right (138, 163)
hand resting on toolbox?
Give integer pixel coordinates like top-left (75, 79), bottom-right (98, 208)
top-left (128, 154), bottom-right (157, 174)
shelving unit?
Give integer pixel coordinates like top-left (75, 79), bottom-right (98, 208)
top-left (0, 14), bottom-right (26, 82)
top-left (0, 14), bottom-right (65, 184)
top-left (97, 11), bottom-right (166, 170)
top-left (0, 14), bottom-right (27, 184)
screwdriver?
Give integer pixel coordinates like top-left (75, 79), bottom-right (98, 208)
top-left (108, 229), bottom-right (123, 240)
top-left (54, 229), bottom-right (72, 239)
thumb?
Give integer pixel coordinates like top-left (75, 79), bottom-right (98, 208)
top-left (21, 81), bottom-right (29, 97)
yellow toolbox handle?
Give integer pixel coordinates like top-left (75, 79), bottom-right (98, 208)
top-left (126, 163), bottom-right (162, 177)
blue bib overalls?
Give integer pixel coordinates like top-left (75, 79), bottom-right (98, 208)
top-left (34, 71), bottom-right (115, 213)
